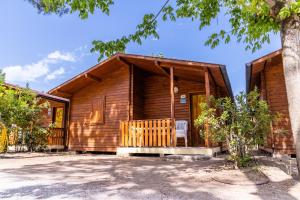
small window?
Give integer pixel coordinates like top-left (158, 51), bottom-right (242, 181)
top-left (90, 96), bottom-right (105, 124)
top-left (52, 107), bottom-right (64, 128)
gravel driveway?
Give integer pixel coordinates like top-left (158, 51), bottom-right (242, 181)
top-left (0, 153), bottom-right (299, 200)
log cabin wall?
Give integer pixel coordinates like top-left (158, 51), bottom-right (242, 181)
top-left (131, 71), bottom-right (208, 146)
top-left (40, 99), bottom-right (66, 128)
top-left (132, 66), bottom-right (145, 120)
top-left (262, 63), bottom-right (294, 154)
top-left (68, 66), bottom-right (130, 152)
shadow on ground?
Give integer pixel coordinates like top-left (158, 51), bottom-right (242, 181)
top-left (0, 155), bottom-right (299, 199)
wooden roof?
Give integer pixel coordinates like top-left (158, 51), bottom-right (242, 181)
top-left (48, 53), bottom-right (233, 98)
top-left (246, 49), bottom-right (282, 93)
top-left (3, 82), bottom-right (69, 103)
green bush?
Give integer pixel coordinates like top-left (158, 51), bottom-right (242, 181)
top-left (195, 89), bottom-right (274, 168)
top-left (0, 70), bottom-right (50, 152)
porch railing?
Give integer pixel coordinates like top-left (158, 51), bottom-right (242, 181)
top-left (48, 128), bottom-right (65, 146)
top-left (120, 118), bottom-right (175, 147)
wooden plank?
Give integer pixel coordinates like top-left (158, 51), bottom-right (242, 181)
top-left (128, 121), bottom-right (132, 146)
top-left (153, 120), bottom-right (157, 146)
top-left (140, 121), bottom-right (144, 147)
top-left (125, 121), bottom-right (129, 147)
top-left (205, 68), bottom-right (211, 147)
top-left (260, 71), bottom-right (267, 100)
top-left (149, 120), bottom-right (153, 146)
top-left (121, 122), bottom-right (125, 146)
top-left (84, 73), bottom-right (101, 83)
top-left (158, 120), bottom-right (162, 147)
top-left (145, 120), bottom-right (149, 147)
top-left (133, 121), bottom-right (137, 147)
top-left (162, 119), bottom-right (166, 147)
top-left (166, 119), bottom-right (171, 147)
top-left (154, 61), bottom-right (170, 77)
top-left (170, 67), bottom-right (176, 147)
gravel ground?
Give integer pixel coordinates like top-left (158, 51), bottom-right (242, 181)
top-left (0, 153), bottom-right (299, 200)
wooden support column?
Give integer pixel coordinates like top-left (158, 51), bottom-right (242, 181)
top-left (260, 71), bottom-right (267, 101)
top-left (170, 67), bottom-right (176, 147)
top-left (128, 65), bottom-right (133, 121)
top-left (204, 68), bottom-right (211, 147)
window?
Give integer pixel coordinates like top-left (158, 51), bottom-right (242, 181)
top-left (90, 97), bottom-right (105, 124)
top-left (52, 107), bottom-right (64, 128)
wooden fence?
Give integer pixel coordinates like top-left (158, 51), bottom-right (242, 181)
top-left (48, 128), bottom-right (65, 146)
top-left (120, 118), bottom-right (176, 147)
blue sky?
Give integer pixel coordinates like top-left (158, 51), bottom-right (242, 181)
top-left (0, 0), bottom-right (281, 95)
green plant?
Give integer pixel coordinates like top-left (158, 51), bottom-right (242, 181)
top-left (0, 75), bottom-right (50, 152)
top-left (195, 89), bottom-right (273, 168)
top-left (0, 122), bottom-right (8, 153)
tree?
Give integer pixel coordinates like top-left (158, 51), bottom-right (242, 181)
top-left (195, 90), bottom-right (273, 167)
top-left (28, 0), bottom-right (300, 176)
top-left (0, 75), bottom-right (50, 151)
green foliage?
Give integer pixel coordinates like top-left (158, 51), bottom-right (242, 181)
top-left (28, 0), bottom-right (299, 61)
top-left (195, 89), bottom-right (273, 167)
top-left (0, 76), bottom-right (50, 151)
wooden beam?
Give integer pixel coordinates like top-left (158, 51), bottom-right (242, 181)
top-left (128, 64), bottom-right (133, 121)
top-left (56, 89), bottom-right (72, 97)
top-left (170, 66), bottom-right (176, 147)
top-left (205, 68), bottom-right (211, 106)
top-left (204, 68), bottom-right (211, 147)
top-left (260, 71), bottom-right (267, 101)
top-left (84, 73), bottom-right (101, 83)
top-left (154, 61), bottom-right (170, 77)
top-left (117, 56), bottom-right (132, 67)
top-left (207, 68), bottom-right (217, 88)
top-left (161, 63), bottom-right (205, 72)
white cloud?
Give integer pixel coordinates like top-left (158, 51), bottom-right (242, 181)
top-left (3, 60), bottom-right (49, 82)
top-left (46, 67), bottom-right (65, 80)
top-left (2, 50), bottom-right (75, 83)
top-left (47, 51), bottom-right (76, 62)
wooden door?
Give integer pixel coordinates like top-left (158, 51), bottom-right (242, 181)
top-left (190, 94), bottom-right (206, 147)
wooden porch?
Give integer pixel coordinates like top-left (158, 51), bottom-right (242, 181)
top-left (118, 59), bottom-right (222, 150)
top-left (116, 147), bottom-right (221, 157)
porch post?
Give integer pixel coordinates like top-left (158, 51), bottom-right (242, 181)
top-left (260, 71), bottom-right (267, 100)
top-left (170, 66), bottom-right (176, 147)
top-left (204, 68), bottom-right (211, 147)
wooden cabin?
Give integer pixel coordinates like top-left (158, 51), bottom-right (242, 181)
top-left (246, 50), bottom-right (295, 155)
top-left (49, 53), bottom-right (233, 155)
top-left (3, 83), bottom-right (69, 150)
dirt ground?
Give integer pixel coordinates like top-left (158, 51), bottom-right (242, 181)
top-left (0, 153), bottom-right (299, 200)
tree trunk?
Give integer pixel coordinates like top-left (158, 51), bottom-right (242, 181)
top-left (281, 16), bottom-right (300, 177)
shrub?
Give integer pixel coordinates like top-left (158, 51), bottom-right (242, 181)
top-left (195, 89), bottom-right (274, 168)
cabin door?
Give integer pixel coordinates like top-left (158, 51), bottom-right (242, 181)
top-left (190, 94), bottom-right (206, 147)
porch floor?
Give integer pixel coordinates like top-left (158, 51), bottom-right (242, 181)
top-left (116, 147), bottom-right (221, 157)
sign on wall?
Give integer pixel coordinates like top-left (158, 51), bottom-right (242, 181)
top-left (180, 94), bottom-right (187, 104)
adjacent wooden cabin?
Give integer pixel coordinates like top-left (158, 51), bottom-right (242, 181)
top-left (49, 53), bottom-right (233, 155)
top-left (246, 50), bottom-right (295, 155)
top-left (4, 83), bottom-right (69, 150)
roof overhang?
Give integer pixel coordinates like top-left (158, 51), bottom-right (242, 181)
top-left (48, 53), bottom-right (233, 98)
top-left (3, 82), bottom-right (69, 103)
top-left (246, 49), bottom-right (282, 93)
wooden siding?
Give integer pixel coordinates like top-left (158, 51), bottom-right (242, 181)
top-left (264, 63), bottom-right (294, 154)
top-left (252, 61), bottom-right (294, 154)
top-left (132, 67), bottom-right (145, 119)
top-left (132, 73), bottom-right (207, 146)
top-left (68, 66), bottom-right (129, 152)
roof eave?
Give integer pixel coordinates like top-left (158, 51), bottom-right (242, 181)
top-left (219, 65), bottom-right (234, 99)
top-left (245, 63), bottom-right (252, 94)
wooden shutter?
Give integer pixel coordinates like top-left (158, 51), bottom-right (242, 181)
top-left (91, 96), bottom-right (105, 124)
